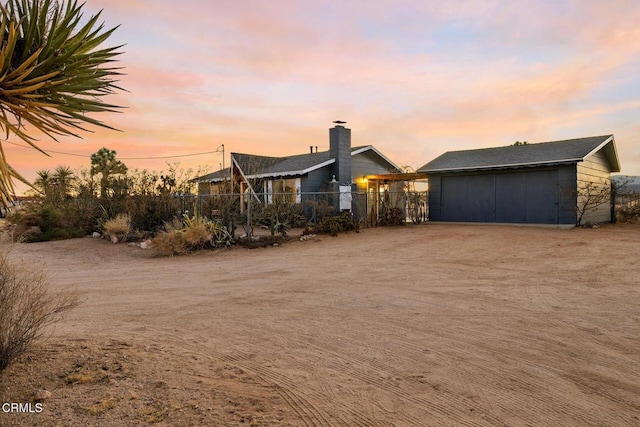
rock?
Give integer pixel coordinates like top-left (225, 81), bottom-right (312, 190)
top-left (34, 389), bottom-right (52, 401)
top-left (140, 239), bottom-right (152, 250)
top-left (111, 235), bottom-right (119, 244)
top-left (92, 232), bottom-right (101, 238)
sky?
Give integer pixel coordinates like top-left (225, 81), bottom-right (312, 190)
top-left (6, 0), bottom-right (640, 194)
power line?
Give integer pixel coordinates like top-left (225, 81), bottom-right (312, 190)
top-left (2, 140), bottom-right (224, 160)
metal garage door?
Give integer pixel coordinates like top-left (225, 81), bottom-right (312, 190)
top-left (440, 170), bottom-right (559, 223)
top-left (521, 170), bottom-right (559, 223)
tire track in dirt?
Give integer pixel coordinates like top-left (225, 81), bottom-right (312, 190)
top-left (412, 326), bottom-right (637, 426)
top-left (304, 313), bottom-right (613, 426)
top-left (215, 348), bottom-right (373, 427)
top-left (125, 338), bottom-right (346, 427)
top-left (223, 343), bottom-right (429, 427)
top-left (289, 337), bottom-right (501, 427)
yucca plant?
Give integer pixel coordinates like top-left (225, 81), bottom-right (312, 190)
top-left (0, 0), bottom-right (124, 206)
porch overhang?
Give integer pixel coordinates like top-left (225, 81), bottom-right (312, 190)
top-left (362, 172), bottom-right (428, 182)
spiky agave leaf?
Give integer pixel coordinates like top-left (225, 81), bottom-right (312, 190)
top-left (0, 0), bottom-right (124, 206)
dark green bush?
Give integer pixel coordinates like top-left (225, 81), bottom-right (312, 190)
top-left (10, 205), bottom-right (86, 242)
top-left (315, 211), bottom-right (359, 237)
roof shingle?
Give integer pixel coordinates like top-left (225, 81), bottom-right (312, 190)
top-left (418, 135), bottom-right (617, 173)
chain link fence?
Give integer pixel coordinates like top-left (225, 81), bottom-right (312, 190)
top-left (177, 190), bottom-right (429, 235)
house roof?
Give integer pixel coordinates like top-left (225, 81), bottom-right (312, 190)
top-left (230, 145), bottom-right (400, 180)
top-left (418, 135), bottom-right (620, 173)
top-left (191, 167), bottom-right (231, 183)
top-left (232, 151), bottom-right (333, 178)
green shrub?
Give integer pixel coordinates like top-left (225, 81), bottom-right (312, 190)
top-left (8, 205), bottom-right (85, 242)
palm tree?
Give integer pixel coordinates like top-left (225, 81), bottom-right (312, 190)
top-left (52, 165), bottom-right (76, 200)
top-left (33, 169), bottom-right (52, 197)
top-left (0, 0), bottom-right (124, 207)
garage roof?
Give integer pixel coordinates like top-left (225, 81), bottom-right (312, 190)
top-left (419, 135), bottom-right (620, 173)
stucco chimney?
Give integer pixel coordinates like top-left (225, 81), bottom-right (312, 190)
top-left (330, 121), bottom-right (351, 185)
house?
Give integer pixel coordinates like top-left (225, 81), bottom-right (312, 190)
top-left (418, 135), bottom-right (621, 225)
top-left (193, 122), bottom-right (405, 220)
top-left (194, 167), bottom-right (232, 195)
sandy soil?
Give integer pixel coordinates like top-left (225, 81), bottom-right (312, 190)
top-left (1, 223), bottom-right (639, 426)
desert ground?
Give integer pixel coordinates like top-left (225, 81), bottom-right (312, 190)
top-left (0, 223), bottom-right (639, 426)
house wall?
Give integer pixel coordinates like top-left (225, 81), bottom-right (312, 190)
top-left (302, 165), bottom-right (334, 193)
top-left (197, 182), bottom-right (229, 195)
top-left (352, 150), bottom-right (400, 191)
top-left (576, 150), bottom-right (613, 223)
top-left (427, 165), bottom-right (577, 224)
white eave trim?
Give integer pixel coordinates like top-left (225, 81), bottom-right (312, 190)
top-left (422, 158), bottom-right (583, 173)
top-left (245, 158), bottom-right (336, 179)
top-left (582, 135), bottom-right (620, 172)
top-left (351, 146), bottom-right (403, 172)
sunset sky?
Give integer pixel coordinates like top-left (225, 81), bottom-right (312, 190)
top-left (6, 0), bottom-right (640, 194)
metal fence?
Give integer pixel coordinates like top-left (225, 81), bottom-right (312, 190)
top-left (177, 190), bottom-right (429, 232)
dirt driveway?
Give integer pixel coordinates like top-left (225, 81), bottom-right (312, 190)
top-left (1, 223), bottom-right (639, 426)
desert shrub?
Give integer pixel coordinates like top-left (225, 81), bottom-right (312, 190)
top-left (183, 214), bottom-right (234, 249)
top-left (379, 207), bottom-right (404, 226)
top-left (152, 214), bottom-right (234, 256)
top-left (183, 221), bottom-right (211, 250)
top-left (8, 205), bottom-right (85, 242)
top-left (253, 202), bottom-right (307, 236)
top-left (152, 230), bottom-right (188, 256)
top-left (201, 219), bottom-right (234, 248)
top-left (123, 195), bottom-right (182, 232)
top-left (316, 211), bottom-right (359, 237)
top-left (96, 195), bottom-right (181, 234)
top-left (0, 251), bottom-right (79, 371)
top-left (103, 213), bottom-right (132, 242)
top-left (58, 198), bottom-right (103, 232)
top-left (616, 204), bottom-right (640, 223)
top-left (304, 198), bottom-right (335, 224)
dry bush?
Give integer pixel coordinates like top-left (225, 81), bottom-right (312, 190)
top-left (0, 251), bottom-right (79, 372)
top-left (616, 205), bottom-right (640, 223)
top-left (183, 222), bottom-right (212, 249)
top-left (103, 213), bottom-right (132, 242)
top-left (152, 231), bottom-right (187, 256)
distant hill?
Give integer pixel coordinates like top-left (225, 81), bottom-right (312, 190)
top-left (612, 175), bottom-right (640, 193)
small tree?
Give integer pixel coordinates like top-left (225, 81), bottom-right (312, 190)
top-left (575, 179), bottom-right (612, 226)
top-left (90, 147), bottom-right (128, 198)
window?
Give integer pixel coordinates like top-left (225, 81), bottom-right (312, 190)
top-left (269, 178), bottom-right (301, 203)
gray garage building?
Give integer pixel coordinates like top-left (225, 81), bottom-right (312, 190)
top-left (418, 135), bottom-right (621, 225)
